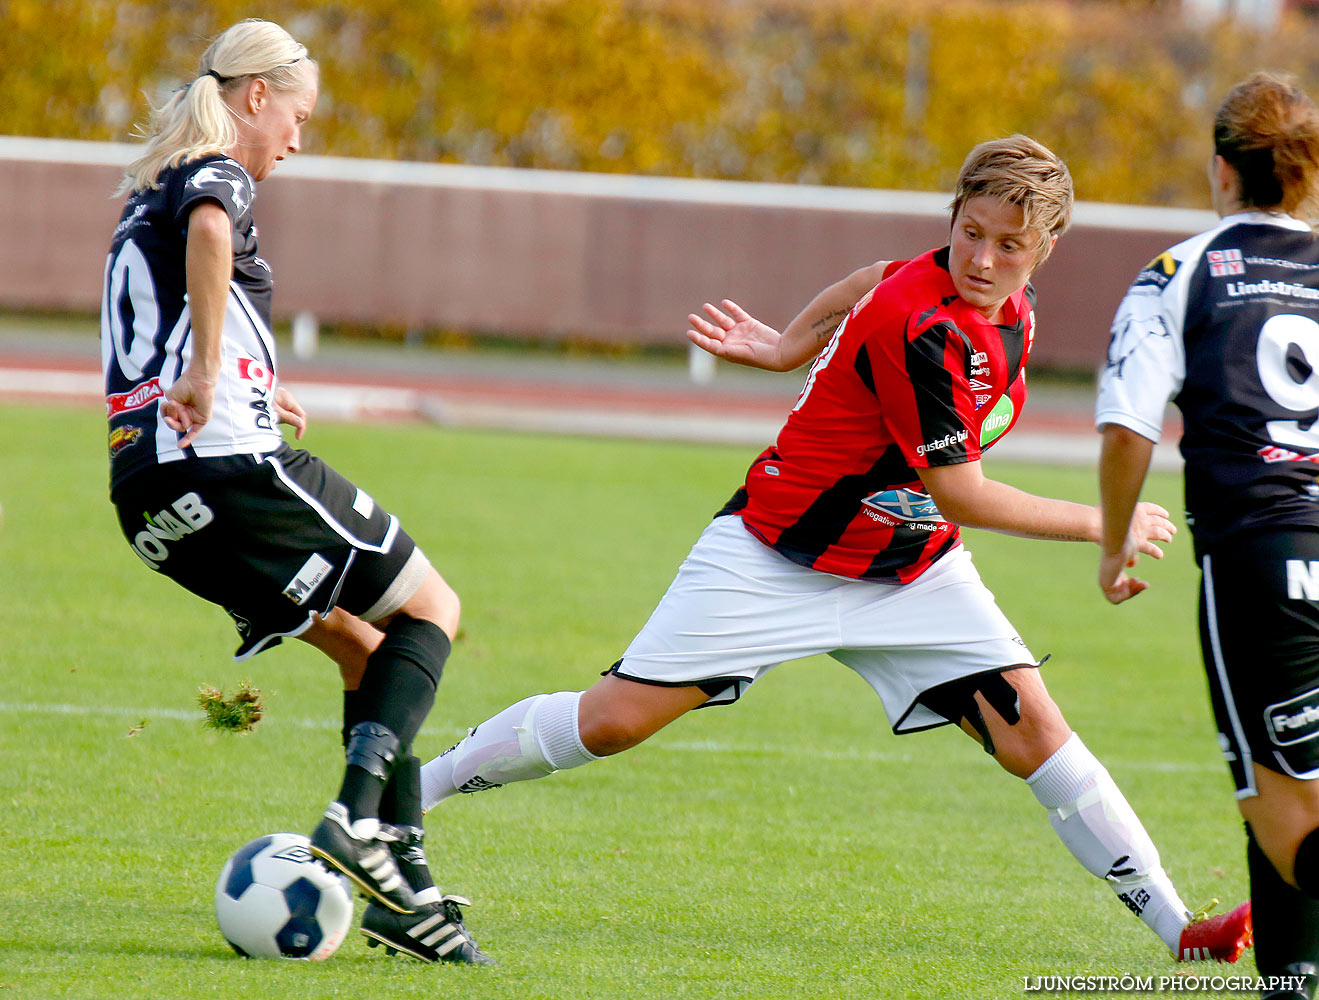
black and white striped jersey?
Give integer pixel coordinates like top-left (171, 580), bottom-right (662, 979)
top-left (101, 154), bottom-right (282, 492)
top-left (1096, 211), bottom-right (1319, 555)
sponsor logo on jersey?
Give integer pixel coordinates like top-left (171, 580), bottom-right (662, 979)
top-left (970, 351), bottom-right (989, 366)
top-left (1133, 252), bottom-right (1179, 289)
top-left (914, 429), bottom-right (968, 458)
top-left (1207, 248), bottom-right (1246, 277)
top-left (132, 492), bottom-right (215, 566)
top-left (106, 378), bottom-right (163, 417)
top-left (980, 395), bottom-right (1015, 446)
top-left (1266, 687), bottom-right (1319, 747)
top-left (860, 488), bottom-right (944, 523)
top-left (1226, 278), bottom-right (1319, 301)
top-left (108, 425), bottom-right (143, 455)
top-left (237, 357), bottom-right (275, 390)
top-left (283, 553), bottom-right (333, 605)
top-left (975, 394), bottom-right (993, 408)
top-left (189, 165), bottom-right (251, 215)
top-left (112, 203), bottom-right (148, 239)
top-left (1258, 444), bottom-right (1319, 466)
top-left (968, 377), bottom-right (993, 391)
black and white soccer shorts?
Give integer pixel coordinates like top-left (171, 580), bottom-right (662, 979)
top-left (1200, 529), bottom-right (1319, 798)
top-left (111, 443), bottom-right (430, 660)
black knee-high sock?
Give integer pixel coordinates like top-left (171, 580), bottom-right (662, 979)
top-left (1248, 825), bottom-right (1319, 997)
top-left (336, 617), bottom-right (449, 822)
top-left (382, 755), bottom-right (437, 896)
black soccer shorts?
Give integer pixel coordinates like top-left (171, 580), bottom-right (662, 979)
top-left (1200, 528), bottom-right (1319, 797)
top-left (111, 443), bottom-right (424, 659)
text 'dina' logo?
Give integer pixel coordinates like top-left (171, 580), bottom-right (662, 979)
top-left (1207, 248), bottom-right (1245, 278)
top-left (980, 395), bottom-right (1016, 447)
top-left (237, 357), bottom-right (274, 389)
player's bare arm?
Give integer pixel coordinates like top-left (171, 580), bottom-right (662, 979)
top-left (686, 260), bottom-right (891, 372)
top-left (163, 202), bottom-right (231, 448)
top-left (1097, 423), bottom-right (1159, 604)
top-left (918, 459), bottom-right (1174, 554)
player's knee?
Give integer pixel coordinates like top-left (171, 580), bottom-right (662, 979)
top-left (395, 570), bottom-right (460, 639)
top-left (577, 707), bottom-right (650, 757)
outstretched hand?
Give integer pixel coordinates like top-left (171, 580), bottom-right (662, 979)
top-left (1098, 501), bottom-right (1176, 604)
top-left (686, 300), bottom-right (789, 372)
top-left (161, 368), bottom-right (217, 450)
top-left (274, 385), bottom-right (307, 440)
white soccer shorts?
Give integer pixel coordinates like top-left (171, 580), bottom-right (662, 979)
top-left (614, 515), bottom-right (1036, 733)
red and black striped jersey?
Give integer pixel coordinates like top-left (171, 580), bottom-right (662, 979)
top-left (721, 246), bottom-right (1035, 582)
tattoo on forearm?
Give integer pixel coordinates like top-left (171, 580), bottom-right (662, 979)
top-left (1034, 530), bottom-right (1091, 542)
top-left (811, 308), bottom-right (850, 341)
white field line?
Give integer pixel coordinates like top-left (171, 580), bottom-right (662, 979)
top-left (0, 700), bottom-right (1219, 771)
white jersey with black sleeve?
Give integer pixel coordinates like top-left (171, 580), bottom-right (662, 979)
top-left (101, 155), bottom-right (282, 492)
top-left (1095, 211), bottom-right (1319, 556)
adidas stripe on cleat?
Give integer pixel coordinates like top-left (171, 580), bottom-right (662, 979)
top-left (362, 893), bottom-right (494, 965)
top-left (309, 802), bottom-right (415, 914)
top-left (1177, 899), bottom-right (1253, 963)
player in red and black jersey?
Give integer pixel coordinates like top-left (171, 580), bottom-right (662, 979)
top-left (716, 244), bottom-right (1034, 583)
top-left (421, 136), bottom-right (1250, 966)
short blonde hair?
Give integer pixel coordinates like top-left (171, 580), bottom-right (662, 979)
top-left (119, 19), bottom-right (317, 194)
top-left (1214, 71), bottom-right (1319, 219)
top-left (950, 135), bottom-right (1073, 266)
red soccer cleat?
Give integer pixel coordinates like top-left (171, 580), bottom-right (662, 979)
top-left (1177, 900), bottom-right (1253, 963)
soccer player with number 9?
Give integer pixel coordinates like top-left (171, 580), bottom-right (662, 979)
top-left (1098, 72), bottom-right (1319, 998)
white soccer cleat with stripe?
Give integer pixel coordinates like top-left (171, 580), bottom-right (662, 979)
top-left (309, 801), bottom-right (416, 914)
top-left (362, 893), bottom-right (493, 965)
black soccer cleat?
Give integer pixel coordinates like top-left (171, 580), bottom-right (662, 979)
top-left (309, 801), bottom-right (415, 914)
top-left (362, 894), bottom-right (494, 965)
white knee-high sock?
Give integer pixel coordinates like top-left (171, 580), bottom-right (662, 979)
top-left (1027, 732), bottom-right (1191, 952)
top-left (420, 691), bottom-right (599, 811)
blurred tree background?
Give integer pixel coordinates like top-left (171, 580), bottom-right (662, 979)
top-left (3, 0), bottom-right (1318, 208)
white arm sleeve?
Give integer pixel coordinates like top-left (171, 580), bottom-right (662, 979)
top-left (1094, 273), bottom-right (1188, 444)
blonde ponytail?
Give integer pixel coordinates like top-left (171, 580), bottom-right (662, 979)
top-left (118, 19), bottom-right (316, 195)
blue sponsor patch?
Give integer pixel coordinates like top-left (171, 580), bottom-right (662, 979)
top-left (860, 489), bottom-right (944, 522)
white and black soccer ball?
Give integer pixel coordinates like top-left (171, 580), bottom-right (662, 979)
top-left (214, 832), bottom-right (354, 960)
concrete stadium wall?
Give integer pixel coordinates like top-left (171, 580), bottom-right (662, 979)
top-left (0, 136), bottom-right (1216, 370)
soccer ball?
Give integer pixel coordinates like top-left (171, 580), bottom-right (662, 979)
top-left (214, 832), bottom-right (354, 960)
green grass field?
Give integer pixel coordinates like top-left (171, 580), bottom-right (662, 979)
top-left (0, 403), bottom-right (1250, 999)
